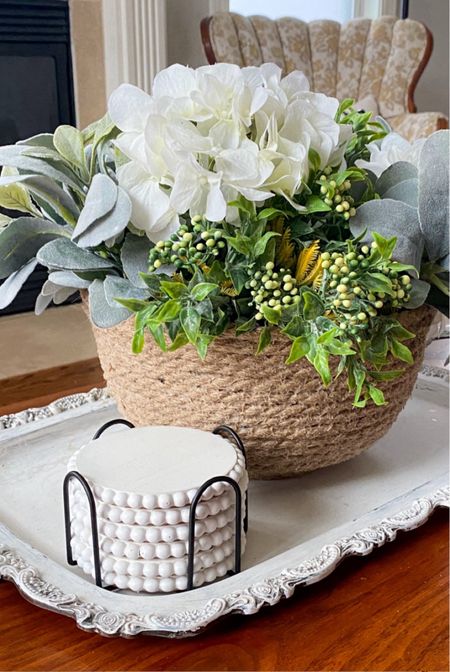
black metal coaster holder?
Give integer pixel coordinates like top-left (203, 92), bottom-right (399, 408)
top-left (63, 420), bottom-right (248, 592)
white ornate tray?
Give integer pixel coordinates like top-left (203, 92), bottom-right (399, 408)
top-left (0, 367), bottom-right (448, 638)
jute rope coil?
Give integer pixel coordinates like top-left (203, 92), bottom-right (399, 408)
top-left (90, 304), bottom-right (434, 479)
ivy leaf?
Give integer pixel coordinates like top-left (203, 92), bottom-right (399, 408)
top-left (168, 332), bottom-right (189, 351)
top-left (116, 297), bottom-right (150, 312)
top-left (302, 290), bottom-right (324, 320)
top-left (190, 282), bottom-right (218, 301)
top-left (132, 329), bottom-right (145, 354)
top-left (147, 321), bottom-right (167, 351)
top-left (153, 299), bottom-right (181, 323)
top-left (261, 304), bottom-right (281, 325)
top-left (286, 335), bottom-right (309, 364)
top-left (359, 272), bottom-right (393, 295)
top-left (196, 334), bottom-right (213, 360)
top-left (257, 207), bottom-right (286, 221)
top-left (325, 339), bottom-right (355, 356)
top-left (390, 338), bottom-right (414, 364)
top-left (313, 347), bottom-right (331, 386)
top-left (371, 232), bottom-right (397, 259)
top-left (224, 234), bottom-right (252, 256)
top-left (180, 305), bottom-right (201, 343)
top-left (305, 195), bottom-right (332, 214)
top-left (370, 369), bottom-right (405, 381)
top-left (256, 325), bottom-right (271, 354)
top-left (236, 317), bottom-right (256, 334)
top-left (160, 280), bottom-right (188, 299)
top-left (368, 385), bottom-right (386, 406)
top-left (253, 232), bottom-right (280, 258)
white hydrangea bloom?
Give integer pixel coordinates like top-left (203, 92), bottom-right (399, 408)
top-left (356, 132), bottom-right (426, 177)
top-left (108, 62), bottom-right (353, 241)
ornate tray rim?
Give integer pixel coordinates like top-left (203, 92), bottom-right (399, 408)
top-left (0, 367), bottom-right (449, 639)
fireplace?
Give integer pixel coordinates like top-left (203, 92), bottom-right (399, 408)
top-left (0, 0), bottom-right (76, 315)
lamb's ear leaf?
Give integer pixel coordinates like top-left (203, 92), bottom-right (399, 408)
top-left (0, 258), bottom-right (38, 309)
top-left (383, 178), bottom-right (418, 207)
top-left (103, 276), bottom-right (149, 309)
top-left (35, 280), bottom-right (77, 315)
top-left (0, 174), bottom-right (80, 223)
top-left (0, 145), bottom-right (83, 191)
top-left (53, 125), bottom-right (88, 178)
top-left (88, 278), bottom-right (130, 327)
top-left (376, 161), bottom-right (417, 194)
top-left (0, 217), bottom-right (68, 278)
top-left (74, 187), bottom-right (131, 248)
top-left (49, 270), bottom-right (91, 289)
top-left (72, 174), bottom-right (117, 241)
top-left (404, 278), bottom-right (430, 309)
top-left (418, 129), bottom-right (449, 263)
top-left (120, 232), bottom-right (152, 288)
top-left (351, 199), bottom-right (423, 276)
top-left (17, 133), bottom-right (55, 150)
top-left (37, 237), bottom-right (115, 271)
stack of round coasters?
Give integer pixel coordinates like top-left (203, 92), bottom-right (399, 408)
top-left (67, 426), bottom-right (247, 593)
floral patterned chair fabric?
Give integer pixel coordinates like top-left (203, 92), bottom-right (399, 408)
top-left (201, 13), bottom-right (448, 141)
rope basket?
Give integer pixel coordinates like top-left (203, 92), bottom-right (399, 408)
top-left (91, 304), bottom-right (434, 479)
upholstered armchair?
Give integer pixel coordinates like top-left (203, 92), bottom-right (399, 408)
top-left (201, 13), bottom-right (448, 141)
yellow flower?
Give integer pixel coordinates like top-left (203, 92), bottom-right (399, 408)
top-left (295, 241), bottom-right (323, 289)
top-left (273, 216), bottom-right (295, 270)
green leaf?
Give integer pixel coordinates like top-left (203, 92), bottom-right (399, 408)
top-left (132, 329), bottom-right (145, 354)
top-left (254, 232), bottom-right (280, 258)
top-left (236, 317), bottom-right (256, 334)
top-left (305, 195), bottom-right (332, 214)
top-left (160, 280), bottom-right (188, 299)
top-left (368, 385), bottom-right (386, 406)
top-left (389, 323), bottom-right (415, 341)
top-left (227, 263), bottom-right (248, 294)
top-left (224, 234), bottom-right (252, 256)
top-left (371, 232), bottom-right (397, 259)
top-left (88, 278), bottom-right (130, 327)
top-left (196, 334), bottom-right (212, 360)
top-left (116, 297), bottom-right (150, 312)
top-left (180, 305), bottom-right (201, 344)
top-left (308, 148), bottom-right (321, 173)
top-left (153, 299), bottom-right (181, 323)
top-left (190, 282), bottom-right (218, 301)
top-left (286, 335), bottom-right (310, 364)
top-left (302, 290), bottom-right (324, 320)
top-left (370, 369), bottom-right (405, 381)
top-left (313, 347), bottom-right (331, 386)
top-left (53, 125), bottom-right (88, 177)
top-left (359, 272), bottom-right (393, 295)
top-left (147, 321), bottom-right (167, 351)
top-left (168, 332), bottom-right (189, 351)
top-left (325, 339), bottom-right (355, 356)
top-left (261, 304), bottom-right (281, 325)
top-left (257, 207), bottom-right (286, 221)
top-left (0, 217), bottom-right (69, 278)
top-left (390, 338), bottom-right (414, 364)
top-left (205, 260), bottom-right (227, 284)
top-left (0, 145), bottom-right (84, 191)
top-left (256, 325), bottom-right (271, 354)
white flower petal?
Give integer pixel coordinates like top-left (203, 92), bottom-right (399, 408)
top-left (108, 83), bottom-right (153, 132)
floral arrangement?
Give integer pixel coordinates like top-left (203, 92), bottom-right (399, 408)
top-left (0, 63), bottom-right (448, 407)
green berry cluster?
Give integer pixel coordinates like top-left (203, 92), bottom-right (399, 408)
top-left (247, 262), bottom-right (301, 320)
top-left (321, 244), bottom-right (413, 339)
top-left (318, 168), bottom-right (356, 220)
top-left (148, 215), bottom-right (226, 271)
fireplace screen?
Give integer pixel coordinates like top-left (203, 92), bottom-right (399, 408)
top-left (0, 0), bottom-right (76, 315)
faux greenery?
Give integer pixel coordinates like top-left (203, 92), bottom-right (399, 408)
top-left (0, 64), bottom-right (448, 408)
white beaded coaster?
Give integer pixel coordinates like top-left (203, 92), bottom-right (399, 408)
top-left (68, 426), bottom-right (245, 508)
top-left (69, 472), bottom-right (248, 525)
top-left (70, 504), bottom-right (243, 543)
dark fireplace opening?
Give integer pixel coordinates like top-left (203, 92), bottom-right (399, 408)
top-left (0, 0), bottom-right (76, 315)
